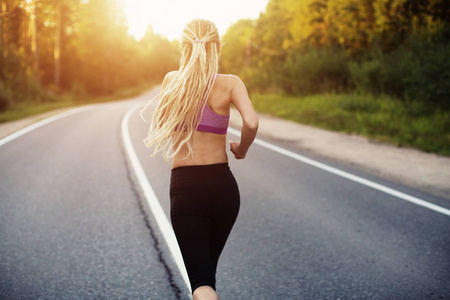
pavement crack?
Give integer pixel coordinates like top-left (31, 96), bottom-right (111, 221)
top-left (119, 124), bottom-right (182, 300)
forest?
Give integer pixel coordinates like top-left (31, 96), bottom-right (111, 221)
top-left (219, 0), bottom-right (449, 155)
top-left (0, 0), bottom-right (179, 113)
top-left (220, 0), bottom-right (449, 107)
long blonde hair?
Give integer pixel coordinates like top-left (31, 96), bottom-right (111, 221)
top-left (140, 19), bottom-right (220, 161)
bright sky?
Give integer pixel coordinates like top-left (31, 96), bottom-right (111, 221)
top-left (123, 0), bottom-right (270, 41)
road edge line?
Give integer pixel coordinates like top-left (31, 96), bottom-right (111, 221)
top-left (0, 105), bottom-right (96, 147)
top-left (121, 101), bottom-right (192, 294)
top-left (227, 128), bottom-right (450, 217)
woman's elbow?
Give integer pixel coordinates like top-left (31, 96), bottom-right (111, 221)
top-left (244, 115), bottom-right (259, 131)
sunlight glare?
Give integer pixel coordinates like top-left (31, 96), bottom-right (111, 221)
top-left (123, 0), bottom-right (269, 41)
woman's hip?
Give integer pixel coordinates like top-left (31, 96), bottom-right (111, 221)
top-left (169, 163), bottom-right (240, 214)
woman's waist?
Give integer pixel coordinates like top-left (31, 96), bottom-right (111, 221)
top-left (170, 162), bottom-right (233, 185)
top-left (171, 154), bottom-right (228, 170)
top-left (172, 143), bottom-right (228, 169)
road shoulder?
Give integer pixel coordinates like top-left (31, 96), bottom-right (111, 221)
top-left (230, 108), bottom-right (450, 200)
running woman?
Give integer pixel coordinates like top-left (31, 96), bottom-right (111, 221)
top-left (141, 19), bottom-right (259, 300)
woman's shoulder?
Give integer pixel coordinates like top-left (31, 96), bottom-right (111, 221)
top-left (217, 73), bottom-right (241, 82)
top-left (164, 71), bottom-right (241, 83)
top-left (216, 74), bottom-right (247, 96)
top-left (216, 73), bottom-right (245, 89)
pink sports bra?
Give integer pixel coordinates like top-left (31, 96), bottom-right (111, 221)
top-left (196, 74), bottom-right (229, 135)
top-left (196, 103), bottom-right (230, 135)
top-left (175, 74), bottom-right (229, 135)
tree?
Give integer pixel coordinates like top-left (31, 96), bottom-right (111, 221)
top-left (220, 19), bottom-right (255, 75)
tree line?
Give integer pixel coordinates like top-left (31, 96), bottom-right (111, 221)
top-left (219, 0), bottom-right (450, 108)
top-left (0, 0), bottom-right (179, 112)
top-left (2, 0), bottom-right (448, 114)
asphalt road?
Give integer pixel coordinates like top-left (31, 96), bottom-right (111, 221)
top-left (1, 89), bottom-right (449, 300)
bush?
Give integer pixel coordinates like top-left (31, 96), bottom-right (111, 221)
top-left (0, 44), bottom-right (52, 107)
top-left (282, 48), bottom-right (350, 95)
top-left (395, 29), bottom-right (450, 107)
top-left (349, 56), bottom-right (385, 95)
top-left (0, 73), bottom-right (55, 112)
top-left (350, 25), bottom-right (450, 107)
top-left (0, 81), bottom-right (14, 112)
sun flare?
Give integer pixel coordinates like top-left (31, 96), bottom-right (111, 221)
top-left (122, 0), bottom-right (269, 41)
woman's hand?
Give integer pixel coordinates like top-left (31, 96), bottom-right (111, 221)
top-left (229, 141), bottom-right (247, 159)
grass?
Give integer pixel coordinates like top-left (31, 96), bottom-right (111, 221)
top-left (250, 92), bottom-right (450, 156)
top-left (0, 82), bottom-right (156, 124)
top-left (0, 99), bottom-right (75, 123)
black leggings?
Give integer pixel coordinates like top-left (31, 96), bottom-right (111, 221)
top-left (170, 163), bottom-right (240, 293)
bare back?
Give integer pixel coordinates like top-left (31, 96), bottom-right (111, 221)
top-left (166, 73), bottom-right (232, 168)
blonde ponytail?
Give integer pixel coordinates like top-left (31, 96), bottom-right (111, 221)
top-left (140, 19), bottom-right (220, 161)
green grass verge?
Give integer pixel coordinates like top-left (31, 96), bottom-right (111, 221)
top-left (0, 100), bottom-right (75, 123)
top-left (0, 82), bottom-right (156, 124)
top-left (251, 93), bottom-right (450, 156)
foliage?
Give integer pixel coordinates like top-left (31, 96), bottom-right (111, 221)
top-left (390, 27), bottom-right (450, 106)
top-left (221, 0), bottom-right (450, 108)
top-left (349, 25), bottom-right (450, 107)
top-left (218, 0), bottom-right (450, 155)
top-left (220, 19), bottom-right (254, 76)
top-left (282, 48), bottom-right (350, 94)
top-left (0, 0), bottom-right (179, 112)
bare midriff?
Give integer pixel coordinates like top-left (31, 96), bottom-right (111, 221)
top-left (172, 131), bottom-right (228, 169)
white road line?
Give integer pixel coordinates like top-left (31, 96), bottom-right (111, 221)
top-left (121, 102), bottom-right (192, 294)
top-left (227, 128), bottom-right (450, 217)
top-left (0, 105), bottom-right (96, 147)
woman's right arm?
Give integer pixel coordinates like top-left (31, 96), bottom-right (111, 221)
top-left (229, 75), bottom-right (259, 159)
